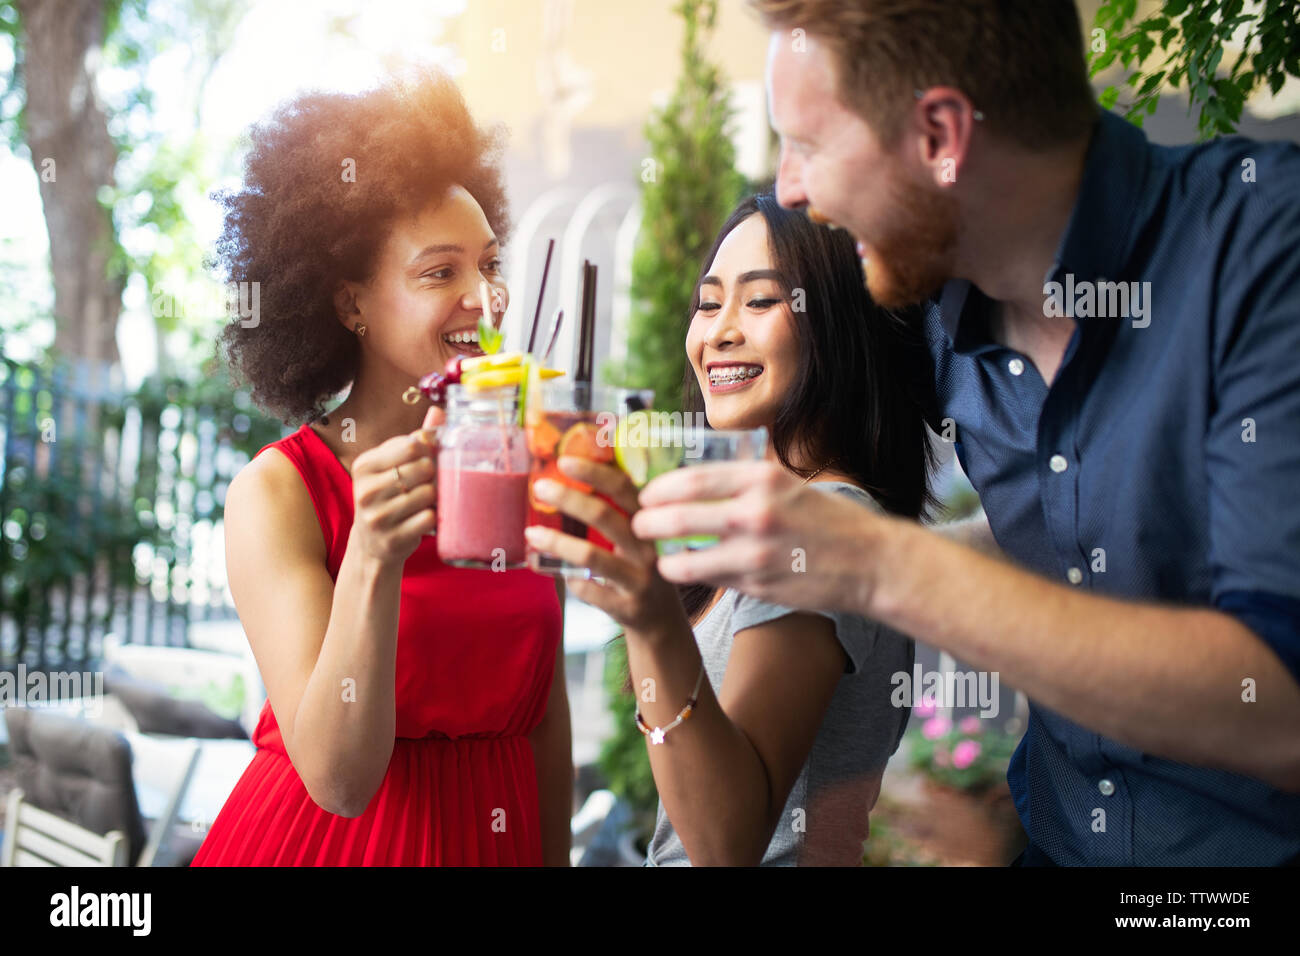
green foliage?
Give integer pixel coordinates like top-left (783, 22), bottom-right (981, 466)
top-left (0, 0), bottom-right (249, 374)
top-left (124, 363), bottom-right (283, 462)
top-left (934, 480), bottom-right (982, 524)
top-left (178, 672), bottom-right (245, 721)
top-left (0, 1), bottom-right (25, 151)
top-left (0, 351), bottom-right (282, 664)
top-left (103, 0), bottom-right (155, 116)
top-left (0, 26), bottom-right (15, 148)
top-left (596, 638), bottom-right (659, 827)
top-left (0, 359), bottom-right (157, 636)
top-left (0, 235), bottom-right (51, 348)
top-left (606, 0), bottom-right (746, 412)
top-left (99, 0), bottom-right (250, 374)
top-left (860, 816), bottom-right (940, 867)
top-left (1090, 0), bottom-right (1300, 139)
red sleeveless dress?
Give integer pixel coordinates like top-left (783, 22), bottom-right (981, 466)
top-left (190, 424), bottom-right (562, 866)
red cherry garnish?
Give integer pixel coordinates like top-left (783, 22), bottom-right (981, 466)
top-left (418, 371), bottom-right (448, 406)
top-left (444, 356), bottom-right (464, 385)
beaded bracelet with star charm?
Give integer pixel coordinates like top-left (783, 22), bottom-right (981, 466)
top-left (632, 461), bottom-right (834, 745)
top-left (635, 664), bottom-right (706, 745)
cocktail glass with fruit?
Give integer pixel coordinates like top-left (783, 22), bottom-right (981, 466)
top-left (404, 347), bottom-right (565, 537)
top-left (614, 419), bottom-right (768, 555)
top-left (525, 382), bottom-right (654, 578)
top-left (436, 384), bottom-right (531, 568)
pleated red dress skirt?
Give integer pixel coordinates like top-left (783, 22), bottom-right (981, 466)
top-left (190, 424), bottom-right (562, 866)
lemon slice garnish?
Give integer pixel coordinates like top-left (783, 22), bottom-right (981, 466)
top-left (460, 350), bottom-right (525, 375)
top-left (464, 366), bottom-right (564, 390)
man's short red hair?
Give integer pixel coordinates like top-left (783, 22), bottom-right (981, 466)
top-left (751, 0), bottom-right (1097, 149)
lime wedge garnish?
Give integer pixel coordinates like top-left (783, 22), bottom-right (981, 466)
top-left (615, 411), bottom-right (681, 487)
top-left (614, 412), bottom-right (651, 485)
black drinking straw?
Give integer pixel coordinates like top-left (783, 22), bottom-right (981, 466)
top-left (541, 307), bottom-right (564, 365)
top-left (577, 261), bottom-right (596, 383)
top-left (526, 238), bottom-right (556, 354)
top-left (562, 262), bottom-right (597, 541)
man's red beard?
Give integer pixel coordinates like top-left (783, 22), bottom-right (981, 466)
top-left (860, 176), bottom-right (958, 309)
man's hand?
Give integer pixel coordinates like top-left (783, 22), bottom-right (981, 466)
top-left (631, 460), bottom-right (888, 615)
top-left (633, 461), bottom-right (1300, 791)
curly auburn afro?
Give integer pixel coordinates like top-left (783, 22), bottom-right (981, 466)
top-left (214, 68), bottom-right (510, 425)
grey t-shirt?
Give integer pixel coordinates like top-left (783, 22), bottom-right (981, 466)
top-left (645, 482), bottom-right (914, 866)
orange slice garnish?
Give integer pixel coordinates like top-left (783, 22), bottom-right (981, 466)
top-left (557, 422), bottom-right (615, 465)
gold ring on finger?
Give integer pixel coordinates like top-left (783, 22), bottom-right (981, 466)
top-left (394, 464), bottom-right (409, 494)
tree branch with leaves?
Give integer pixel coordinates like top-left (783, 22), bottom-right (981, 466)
top-left (1090, 0), bottom-right (1300, 138)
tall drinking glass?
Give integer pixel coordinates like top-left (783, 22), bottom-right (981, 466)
top-left (525, 381), bottom-right (654, 578)
top-left (616, 421), bottom-right (768, 555)
top-left (436, 384), bottom-right (530, 569)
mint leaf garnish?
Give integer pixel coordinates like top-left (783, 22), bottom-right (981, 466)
top-left (477, 315), bottom-right (504, 355)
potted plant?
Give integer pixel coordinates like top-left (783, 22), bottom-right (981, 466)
top-left (888, 701), bottom-right (1027, 865)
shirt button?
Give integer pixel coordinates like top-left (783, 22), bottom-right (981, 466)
top-left (1050, 454), bottom-right (1069, 473)
top-left (1098, 778), bottom-right (1116, 797)
top-left (1008, 358), bottom-right (1025, 376)
top-left (1067, 567), bottom-right (1083, 585)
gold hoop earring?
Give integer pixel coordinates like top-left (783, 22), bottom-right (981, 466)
top-left (354, 323), bottom-right (367, 337)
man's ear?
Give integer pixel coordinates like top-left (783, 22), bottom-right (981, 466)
top-left (911, 86), bottom-right (977, 188)
top-left (333, 281), bottom-right (361, 330)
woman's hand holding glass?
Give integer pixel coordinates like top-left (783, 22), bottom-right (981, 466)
top-left (351, 405), bottom-right (442, 567)
top-left (524, 456), bottom-right (684, 636)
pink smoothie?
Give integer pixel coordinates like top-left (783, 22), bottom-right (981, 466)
top-left (437, 468), bottom-right (530, 566)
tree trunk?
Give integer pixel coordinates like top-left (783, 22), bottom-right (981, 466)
top-left (18, 0), bottom-right (123, 379)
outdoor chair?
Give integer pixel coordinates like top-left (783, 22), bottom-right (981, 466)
top-left (2, 789), bottom-right (129, 866)
top-left (1, 707), bottom-right (200, 867)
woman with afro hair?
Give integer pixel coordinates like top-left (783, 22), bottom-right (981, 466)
top-left (190, 69), bottom-right (570, 866)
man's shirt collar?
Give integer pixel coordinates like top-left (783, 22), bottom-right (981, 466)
top-left (936, 109), bottom-right (1150, 350)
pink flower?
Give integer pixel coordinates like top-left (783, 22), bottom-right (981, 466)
top-left (959, 716), bottom-right (982, 735)
top-left (952, 740), bottom-right (982, 769)
top-left (913, 699), bottom-right (936, 719)
top-left (922, 716), bottom-right (951, 740)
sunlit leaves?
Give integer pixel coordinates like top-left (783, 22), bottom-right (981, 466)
top-left (1090, 0), bottom-right (1300, 140)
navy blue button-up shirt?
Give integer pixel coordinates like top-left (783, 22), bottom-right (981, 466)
top-left (923, 108), bottom-right (1300, 865)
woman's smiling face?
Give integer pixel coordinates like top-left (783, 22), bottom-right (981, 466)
top-left (339, 183), bottom-right (508, 381)
top-left (687, 212), bottom-right (798, 431)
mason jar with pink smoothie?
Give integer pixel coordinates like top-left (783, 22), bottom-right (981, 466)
top-left (436, 384), bottom-right (530, 569)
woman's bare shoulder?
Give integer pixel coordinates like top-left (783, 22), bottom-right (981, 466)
top-left (226, 442), bottom-right (327, 561)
